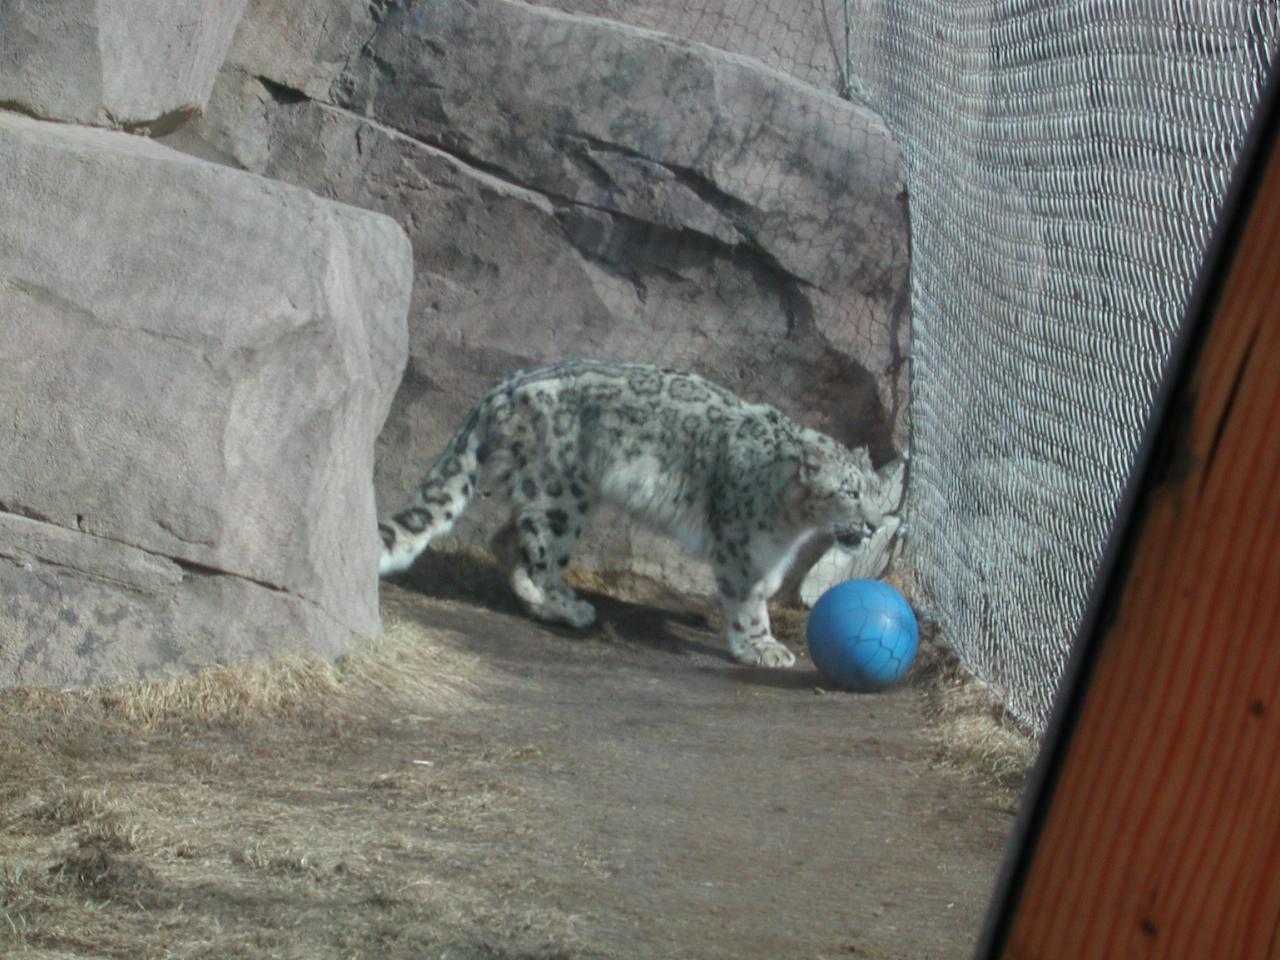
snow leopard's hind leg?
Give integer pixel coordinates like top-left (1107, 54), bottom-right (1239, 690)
top-left (496, 467), bottom-right (597, 629)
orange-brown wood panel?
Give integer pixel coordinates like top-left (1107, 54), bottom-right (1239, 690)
top-left (1001, 127), bottom-right (1280, 956)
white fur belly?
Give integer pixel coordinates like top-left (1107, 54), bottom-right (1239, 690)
top-left (599, 457), bottom-right (711, 556)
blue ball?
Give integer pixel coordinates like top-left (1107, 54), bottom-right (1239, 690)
top-left (806, 579), bottom-right (918, 692)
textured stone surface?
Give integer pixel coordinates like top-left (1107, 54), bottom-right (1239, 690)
top-left (0, 113), bottom-right (412, 688)
top-left (0, 516), bottom-right (356, 688)
top-left (333, 0), bottom-right (908, 403)
top-left (0, 0), bottom-right (249, 129)
top-left (169, 0), bottom-right (909, 589)
top-left (525, 0), bottom-right (846, 96)
top-left (212, 0), bottom-right (372, 101)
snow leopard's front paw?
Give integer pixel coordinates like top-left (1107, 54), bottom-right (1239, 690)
top-left (734, 638), bottom-right (797, 669)
top-left (532, 592), bottom-right (597, 630)
top-left (510, 568), bottom-right (596, 630)
top-left (556, 597), bottom-right (597, 630)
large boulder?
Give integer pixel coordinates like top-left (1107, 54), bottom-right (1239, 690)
top-left (0, 0), bottom-right (249, 129)
top-left (0, 113), bottom-right (412, 688)
top-left (332, 0), bottom-right (910, 457)
top-left (168, 0), bottom-right (909, 589)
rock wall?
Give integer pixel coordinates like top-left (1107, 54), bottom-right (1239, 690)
top-left (168, 0), bottom-right (911, 590)
top-left (0, 3), bottom-right (413, 688)
top-left (0, 0), bottom-right (251, 130)
top-left (524, 0), bottom-right (849, 95)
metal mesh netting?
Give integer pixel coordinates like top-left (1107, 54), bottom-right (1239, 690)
top-left (528, 0), bottom-right (1280, 729)
top-left (854, 3), bottom-right (1279, 728)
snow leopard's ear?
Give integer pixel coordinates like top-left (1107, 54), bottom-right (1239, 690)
top-left (802, 436), bottom-right (849, 480)
top-left (799, 436), bottom-right (833, 479)
top-left (800, 449), bottom-right (824, 481)
top-left (848, 445), bottom-right (876, 474)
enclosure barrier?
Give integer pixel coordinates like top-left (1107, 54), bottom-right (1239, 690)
top-left (849, 0), bottom-right (1280, 729)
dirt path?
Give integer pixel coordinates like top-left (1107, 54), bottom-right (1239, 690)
top-left (0, 556), bottom-right (1018, 960)
top-left (377, 562), bottom-right (1016, 960)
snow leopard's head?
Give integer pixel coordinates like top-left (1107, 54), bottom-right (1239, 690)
top-left (800, 434), bottom-right (904, 551)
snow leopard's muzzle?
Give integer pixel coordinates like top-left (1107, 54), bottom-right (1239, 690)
top-left (833, 523), bottom-right (875, 551)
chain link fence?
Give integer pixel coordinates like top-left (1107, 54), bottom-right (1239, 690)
top-left (850, 1), bottom-right (1279, 729)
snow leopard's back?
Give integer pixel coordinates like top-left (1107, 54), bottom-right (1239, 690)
top-left (509, 360), bottom-right (809, 519)
top-left (380, 359), bottom-right (872, 586)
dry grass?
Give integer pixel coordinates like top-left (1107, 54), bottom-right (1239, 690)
top-left (909, 623), bottom-right (1040, 796)
top-left (855, 566), bottom-right (1040, 794)
top-left (0, 614), bottom-right (589, 960)
top-left (8, 618), bottom-right (482, 733)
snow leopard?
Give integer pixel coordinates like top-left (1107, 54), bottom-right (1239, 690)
top-left (378, 359), bottom-right (899, 668)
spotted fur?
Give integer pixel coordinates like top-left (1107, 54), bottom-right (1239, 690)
top-left (379, 360), bottom-right (898, 668)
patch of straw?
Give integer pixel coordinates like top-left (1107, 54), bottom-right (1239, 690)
top-left (1, 614), bottom-right (486, 735)
top-left (912, 626), bottom-right (1039, 793)
top-left (97, 655), bottom-right (348, 729)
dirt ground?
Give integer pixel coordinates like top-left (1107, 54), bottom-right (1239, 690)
top-left (0, 553), bottom-right (1031, 960)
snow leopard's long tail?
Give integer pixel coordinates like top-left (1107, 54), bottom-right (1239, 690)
top-left (378, 403), bottom-right (487, 577)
